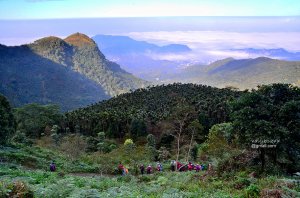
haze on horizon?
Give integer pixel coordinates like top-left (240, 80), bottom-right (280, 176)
top-left (0, 0), bottom-right (300, 63)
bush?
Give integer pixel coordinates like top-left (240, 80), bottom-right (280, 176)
top-left (245, 184), bottom-right (260, 198)
top-left (59, 134), bottom-right (87, 160)
top-left (233, 177), bottom-right (251, 189)
top-left (12, 131), bottom-right (33, 146)
top-left (9, 181), bottom-right (34, 198)
top-left (124, 139), bottom-right (134, 146)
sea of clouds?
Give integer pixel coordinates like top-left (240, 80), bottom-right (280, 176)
top-left (126, 31), bottom-right (300, 63)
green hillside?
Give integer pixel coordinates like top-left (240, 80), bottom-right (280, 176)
top-left (66, 83), bottom-right (241, 137)
top-left (0, 33), bottom-right (148, 110)
top-left (0, 44), bottom-right (109, 111)
top-left (173, 57), bottom-right (300, 89)
top-left (1, 83), bottom-right (299, 197)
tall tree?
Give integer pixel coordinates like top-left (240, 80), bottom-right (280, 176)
top-left (0, 95), bottom-right (15, 144)
top-left (186, 120), bottom-right (203, 162)
top-left (168, 99), bottom-right (197, 164)
top-left (230, 84), bottom-right (300, 171)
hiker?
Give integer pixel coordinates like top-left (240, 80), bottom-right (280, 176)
top-left (208, 163), bottom-right (213, 171)
top-left (118, 162), bottom-right (125, 175)
top-left (159, 163), bottom-right (163, 171)
top-left (140, 164), bottom-right (145, 175)
top-left (146, 164), bottom-right (152, 174)
top-left (157, 162), bottom-right (163, 172)
top-left (176, 162), bottom-right (185, 172)
top-left (195, 164), bottom-right (201, 172)
top-left (124, 167), bottom-right (129, 175)
top-left (50, 161), bottom-right (56, 172)
top-left (188, 162), bottom-right (194, 171)
top-left (170, 160), bottom-right (176, 172)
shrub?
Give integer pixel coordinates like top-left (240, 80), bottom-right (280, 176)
top-left (124, 139), bottom-right (134, 146)
top-left (59, 134), bottom-right (87, 160)
top-left (158, 147), bottom-right (170, 161)
top-left (9, 181), bottom-right (34, 198)
top-left (245, 184), bottom-right (260, 198)
top-left (124, 139), bottom-right (136, 156)
top-left (12, 131), bottom-right (33, 145)
top-left (233, 177), bottom-right (251, 189)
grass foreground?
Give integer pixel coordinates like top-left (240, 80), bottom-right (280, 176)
top-left (1, 145), bottom-right (300, 198)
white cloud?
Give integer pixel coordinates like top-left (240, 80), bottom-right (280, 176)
top-left (125, 31), bottom-right (300, 62)
top-left (147, 52), bottom-right (198, 61)
top-left (127, 31), bottom-right (300, 51)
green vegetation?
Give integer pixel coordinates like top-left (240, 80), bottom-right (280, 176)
top-left (173, 57), bottom-right (300, 89)
top-left (66, 83), bottom-right (239, 137)
top-left (0, 33), bottom-right (147, 111)
top-left (0, 95), bottom-right (15, 145)
top-left (0, 83), bottom-right (299, 197)
top-left (231, 84), bottom-right (300, 172)
top-left (1, 145), bottom-right (299, 197)
top-left (14, 103), bottom-right (62, 138)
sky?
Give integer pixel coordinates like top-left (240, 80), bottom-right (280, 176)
top-left (0, 0), bottom-right (299, 62)
top-left (0, 0), bottom-right (299, 19)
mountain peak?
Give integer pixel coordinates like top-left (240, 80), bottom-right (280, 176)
top-left (33, 36), bottom-right (65, 45)
top-left (64, 33), bottom-right (95, 47)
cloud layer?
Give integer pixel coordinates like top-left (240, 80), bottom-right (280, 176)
top-left (125, 31), bottom-right (300, 63)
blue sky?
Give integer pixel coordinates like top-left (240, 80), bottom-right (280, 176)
top-left (0, 0), bottom-right (299, 19)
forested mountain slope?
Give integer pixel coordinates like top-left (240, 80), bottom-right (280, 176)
top-left (0, 43), bottom-right (108, 111)
top-left (66, 83), bottom-right (241, 137)
top-left (0, 33), bottom-right (148, 110)
top-left (175, 57), bottom-right (300, 89)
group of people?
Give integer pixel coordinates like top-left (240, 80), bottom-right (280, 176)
top-left (118, 161), bottom-right (212, 175)
top-left (139, 162), bottom-right (163, 175)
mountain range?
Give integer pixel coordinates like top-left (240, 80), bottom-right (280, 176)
top-left (0, 33), bottom-right (147, 111)
top-left (232, 48), bottom-right (300, 61)
top-left (1, 33), bottom-right (299, 111)
top-left (92, 34), bottom-right (192, 81)
top-left (93, 35), bottom-right (300, 87)
top-left (169, 57), bottom-right (300, 89)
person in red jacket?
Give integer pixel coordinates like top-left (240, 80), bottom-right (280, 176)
top-left (118, 162), bottom-right (125, 175)
top-left (177, 161), bottom-right (183, 171)
top-left (146, 164), bottom-right (152, 174)
top-left (188, 162), bottom-right (194, 171)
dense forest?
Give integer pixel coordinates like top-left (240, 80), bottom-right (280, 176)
top-left (65, 83), bottom-right (241, 137)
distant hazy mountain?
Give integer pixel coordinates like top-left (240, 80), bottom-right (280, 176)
top-left (92, 34), bottom-right (191, 81)
top-left (0, 33), bottom-right (147, 110)
top-left (93, 34), bottom-right (191, 54)
top-left (232, 48), bottom-right (300, 61)
top-left (168, 57), bottom-right (300, 89)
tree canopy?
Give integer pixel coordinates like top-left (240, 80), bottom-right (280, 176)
top-left (230, 84), bottom-right (300, 171)
top-left (14, 103), bottom-right (63, 138)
